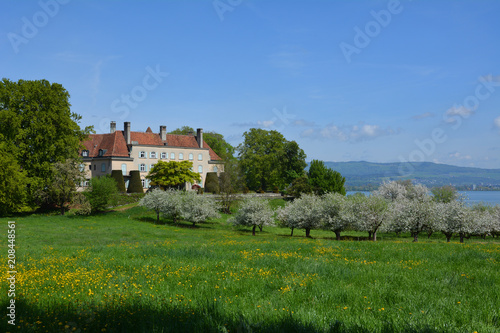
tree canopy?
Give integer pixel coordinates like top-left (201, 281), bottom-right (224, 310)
top-left (238, 128), bottom-right (306, 191)
top-left (308, 160), bottom-right (346, 195)
top-left (146, 160), bottom-right (201, 189)
top-left (0, 78), bottom-right (92, 213)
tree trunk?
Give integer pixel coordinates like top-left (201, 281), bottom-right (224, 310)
top-left (258, 225), bottom-right (263, 232)
top-left (368, 232), bottom-right (372, 240)
top-left (335, 231), bottom-right (341, 241)
top-left (290, 227), bottom-right (294, 237)
top-left (427, 231), bottom-right (433, 239)
top-left (60, 204), bottom-right (65, 215)
top-left (252, 225), bottom-right (256, 236)
top-left (156, 211), bottom-right (160, 224)
top-left (413, 232), bottom-right (419, 242)
top-left (460, 233), bottom-right (464, 243)
top-left (305, 228), bottom-right (311, 238)
top-left (372, 231), bottom-right (377, 242)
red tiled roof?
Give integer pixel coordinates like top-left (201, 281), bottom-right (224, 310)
top-left (81, 130), bottom-right (222, 161)
top-left (82, 131), bottom-right (129, 157)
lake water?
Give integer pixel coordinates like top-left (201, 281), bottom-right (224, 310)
top-left (346, 191), bottom-right (500, 206)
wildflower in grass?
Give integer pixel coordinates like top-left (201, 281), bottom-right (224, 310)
top-left (228, 197), bottom-right (274, 236)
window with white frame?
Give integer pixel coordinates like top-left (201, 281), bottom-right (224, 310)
top-left (139, 151), bottom-right (146, 158)
top-left (189, 153), bottom-right (193, 160)
top-left (101, 163), bottom-right (106, 172)
top-left (139, 164), bottom-right (146, 172)
top-left (198, 165), bottom-right (203, 173)
top-left (121, 164), bottom-right (127, 175)
top-left (79, 164), bottom-right (85, 172)
top-left (141, 179), bottom-right (145, 188)
top-left (198, 153), bottom-right (203, 161)
top-left (82, 150), bottom-right (89, 157)
top-left (179, 153), bottom-right (184, 160)
top-left (150, 164), bottom-right (155, 171)
top-left (161, 152), bottom-right (167, 159)
top-left (170, 152), bottom-right (175, 159)
top-left (150, 151), bottom-right (157, 159)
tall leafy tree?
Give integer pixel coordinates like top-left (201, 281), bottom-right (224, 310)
top-left (238, 128), bottom-right (306, 191)
top-left (146, 160), bottom-right (201, 189)
top-left (0, 79), bottom-right (92, 208)
top-left (308, 160), bottom-right (346, 195)
top-left (0, 140), bottom-right (28, 215)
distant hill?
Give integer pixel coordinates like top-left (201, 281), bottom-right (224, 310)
top-left (319, 161), bottom-right (500, 191)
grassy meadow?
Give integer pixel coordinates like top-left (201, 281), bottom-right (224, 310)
top-left (1, 200), bottom-right (499, 332)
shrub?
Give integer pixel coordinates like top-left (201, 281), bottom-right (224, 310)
top-left (127, 170), bottom-right (143, 193)
top-left (204, 172), bottom-right (220, 194)
top-left (84, 176), bottom-right (119, 213)
top-left (72, 193), bottom-right (91, 216)
top-left (111, 170), bottom-right (126, 192)
top-left (272, 186), bottom-right (279, 194)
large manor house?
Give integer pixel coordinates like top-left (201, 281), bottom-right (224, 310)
top-left (81, 121), bottom-right (223, 190)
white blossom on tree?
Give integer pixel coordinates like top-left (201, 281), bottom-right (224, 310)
top-left (180, 191), bottom-right (220, 226)
top-left (139, 188), bottom-right (168, 224)
top-left (374, 180), bottom-right (429, 202)
top-left (374, 181), bottom-right (407, 202)
top-left (228, 197), bottom-right (274, 236)
top-left (159, 189), bottom-right (184, 223)
top-left (349, 195), bottom-right (389, 241)
top-left (389, 197), bottom-right (437, 242)
top-left (435, 201), bottom-right (474, 243)
top-left (322, 192), bottom-right (351, 240)
top-left (276, 194), bottom-right (323, 237)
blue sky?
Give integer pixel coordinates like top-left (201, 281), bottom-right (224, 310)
top-left (2, 0), bottom-right (500, 169)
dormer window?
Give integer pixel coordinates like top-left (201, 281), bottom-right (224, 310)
top-left (98, 149), bottom-right (104, 157)
top-left (82, 150), bottom-right (89, 157)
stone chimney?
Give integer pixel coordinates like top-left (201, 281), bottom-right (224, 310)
top-left (110, 121), bottom-right (116, 133)
top-left (124, 122), bottom-right (131, 144)
top-left (160, 125), bottom-right (167, 141)
top-left (196, 128), bottom-right (203, 148)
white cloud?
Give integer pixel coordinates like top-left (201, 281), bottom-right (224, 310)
top-left (444, 106), bottom-right (475, 123)
top-left (449, 152), bottom-right (472, 160)
top-left (494, 116), bottom-right (500, 129)
top-left (412, 112), bottom-right (434, 120)
top-left (256, 120), bottom-right (276, 128)
top-left (301, 122), bottom-right (397, 142)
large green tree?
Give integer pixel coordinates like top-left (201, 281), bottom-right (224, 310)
top-left (0, 139), bottom-right (28, 215)
top-left (146, 160), bottom-right (201, 189)
top-left (308, 160), bottom-right (346, 195)
top-left (238, 128), bottom-right (306, 191)
top-left (0, 78), bottom-right (92, 209)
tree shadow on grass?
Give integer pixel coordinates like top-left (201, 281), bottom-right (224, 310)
top-left (1, 299), bottom-right (447, 333)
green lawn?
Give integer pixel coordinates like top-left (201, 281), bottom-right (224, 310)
top-left (1, 204), bottom-right (499, 332)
